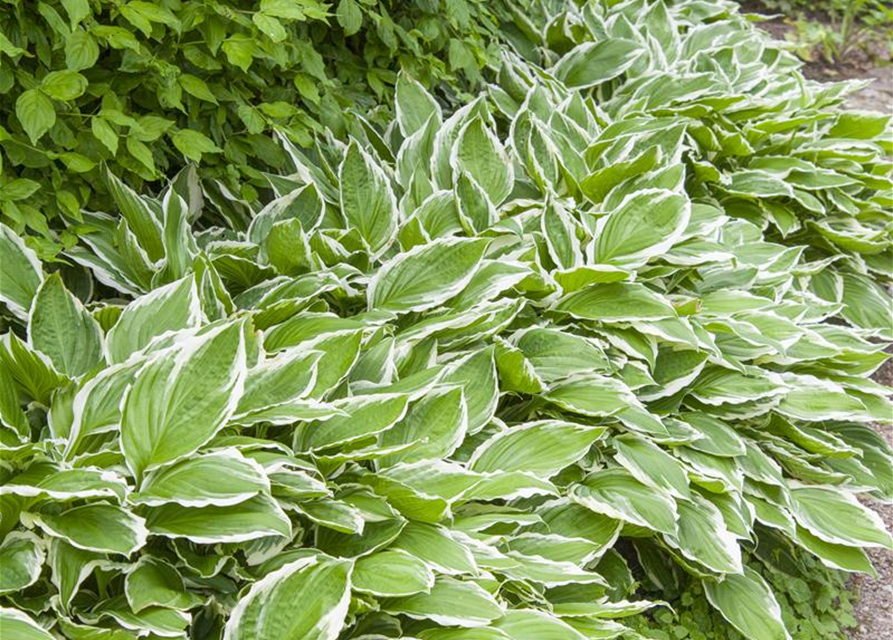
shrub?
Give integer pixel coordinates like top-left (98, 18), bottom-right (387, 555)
top-left (0, 0), bottom-right (891, 639)
top-left (0, 0), bottom-right (528, 255)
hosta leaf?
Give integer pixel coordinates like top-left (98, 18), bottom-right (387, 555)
top-left (666, 494), bottom-right (742, 574)
top-left (133, 450), bottom-right (270, 507)
top-left (570, 468), bottom-right (678, 535)
top-left (125, 557), bottom-right (204, 612)
top-left (447, 260), bottom-right (530, 311)
top-left (0, 532), bottom-right (45, 595)
top-left (535, 500), bottom-right (622, 553)
top-left (31, 503), bottom-right (147, 555)
top-left (0, 608), bottom-right (55, 640)
top-left (440, 347), bottom-right (498, 435)
top-left (382, 576), bottom-right (503, 627)
top-left (368, 238), bottom-right (489, 313)
top-left (94, 595), bottom-right (191, 636)
top-left (594, 189), bottom-right (690, 267)
top-left (1, 333), bottom-right (67, 405)
top-left (555, 283), bottom-right (677, 321)
top-left (28, 273), bottom-right (103, 378)
top-left (353, 549), bottom-right (435, 597)
top-left (542, 199), bottom-right (584, 270)
top-left (790, 486), bottom-right (893, 549)
top-left (396, 71), bottom-right (442, 137)
top-left (49, 539), bottom-right (106, 612)
top-left (514, 328), bottom-right (611, 382)
top-left (66, 360), bottom-right (142, 452)
top-left (103, 169), bottom-right (164, 261)
top-left (392, 522), bottom-right (478, 576)
top-left (840, 273), bottom-right (893, 339)
top-left (613, 433), bottom-right (690, 499)
top-left (106, 275), bottom-right (202, 364)
top-left (296, 498), bottom-right (365, 535)
top-left (379, 386), bottom-right (467, 466)
top-left (0, 222), bottom-right (44, 320)
top-left (793, 525), bottom-right (877, 576)
top-left (146, 494), bottom-right (291, 543)
top-left (493, 608), bottom-right (588, 640)
top-left (543, 374), bottom-right (633, 418)
top-left (248, 183), bottom-right (324, 245)
top-left (339, 140), bottom-right (398, 256)
top-left (469, 420), bottom-right (605, 478)
top-left (553, 39), bottom-right (642, 88)
top-left (223, 554), bottom-right (352, 640)
top-left (303, 393), bottom-right (409, 451)
top-left (420, 629), bottom-right (511, 640)
top-left (678, 412), bottom-right (746, 457)
top-left (494, 337), bottom-right (546, 394)
top-left (704, 568), bottom-right (791, 640)
top-left (451, 117), bottom-right (514, 206)
top-left (233, 348), bottom-right (321, 418)
top-left (2, 466), bottom-right (127, 501)
top-left (502, 551), bottom-right (607, 587)
top-left (776, 375), bottom-right (870, 421)
top-left (121, 321), bottom-right (247, 479)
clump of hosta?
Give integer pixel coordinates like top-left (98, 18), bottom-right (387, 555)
top-left (1, 0), bottom-right (892, 639)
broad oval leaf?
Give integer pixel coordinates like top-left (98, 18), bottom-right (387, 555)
top-left (106, 275), bottom-right (202, 364)
top-left (339, 139), bottom-right (399, 256)
top-left (31, 503), bottom-right (147, 555)
top-left (28, 273), bottom-right (103, 378)
top-left (0, 532), bottom-right (45, 595)
top-left (382, 576), bottom-right (504, 627)
top-left (368, 237), bottom-right (489, 313)
top-left (125, 557), bottom-right (203, 613)
top-left (224, 553), bottom-right (352, 640)
top-left (665, 494), bottom-right (743, 574)
top-left (704, 568), bottom-right (792, 640)
top-left (570, 468), bottom-right (678, 535)
top-left (396, 71), bottom-right (442, 137)
top-left (613, 433), bottom-right (691, 499)
top-left (554, 283), bottom-right (677, 322)
top-left (553, 39), bottom-right (643, 88)
top-left (469, 421), bottom-right (605, 478)
top-left (145, 494), bottom-right (292, 544)
top-left (133, 450), bottom-right (270, 507)
top-left (0, 607), bottom-right (55, 640)
top-left (451, 117), bottom-right (514, 206)
top-left (0, 222), bottom-right (43, 320)
top-left (594, 189), bottom-right (691, 267)
top-left (543, 374), bottom-right (633, 418)
top-left (790, 486), bottom-right (893, 550)
top-left (121, 321), bottom-right (247, 479)
top-left (353, 549), bottom-right (435, 597)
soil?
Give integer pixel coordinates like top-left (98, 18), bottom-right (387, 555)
top-left (743, 3), bottom-right (892, 636)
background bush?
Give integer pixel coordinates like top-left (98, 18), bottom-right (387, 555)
top-left (0, 0), bottom-right (533, 256)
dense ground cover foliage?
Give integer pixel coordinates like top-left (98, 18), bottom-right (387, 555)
top-left (1, 0), bottom-right (892, 639)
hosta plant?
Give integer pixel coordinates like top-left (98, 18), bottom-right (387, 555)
top-left (1, 0), bottom-right (892, 639)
